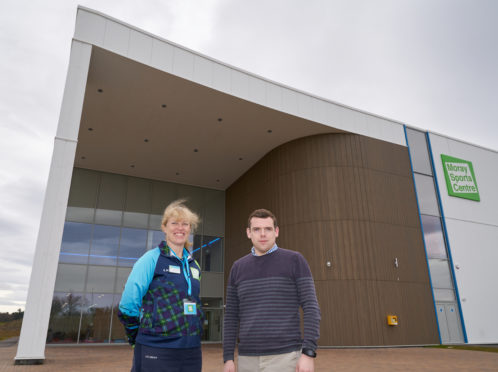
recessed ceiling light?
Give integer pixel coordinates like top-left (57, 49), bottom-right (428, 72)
top-left (97, 89), bottom-right (103, 93)
top-left (162, 104), bottom-right (167, 108)
top-left (88, 128), bottom-right (93, 131)
top-left (267, 129), bottom-right (272, 133)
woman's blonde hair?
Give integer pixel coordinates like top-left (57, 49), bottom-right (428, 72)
top-left (161, 199), bottom-right (200, 233)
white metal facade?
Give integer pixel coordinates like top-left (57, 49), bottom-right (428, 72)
top-left (429, 133), bottom-right (498, 344)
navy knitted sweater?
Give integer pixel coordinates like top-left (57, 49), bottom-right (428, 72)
top-left (223, 247), bottom-right (321, 362)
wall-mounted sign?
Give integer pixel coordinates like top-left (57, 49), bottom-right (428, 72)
top-left (441, 154), bottom-right (480, 201)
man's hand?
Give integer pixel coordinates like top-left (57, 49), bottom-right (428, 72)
top-left (223, 360), bottom-right (236, 372)
top-left (296, 354), bottom-right (314, 372)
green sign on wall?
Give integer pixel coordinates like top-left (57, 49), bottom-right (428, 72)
top-left (441, 154), bottom-right (480, 201)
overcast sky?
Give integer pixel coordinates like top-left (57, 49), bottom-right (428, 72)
top-left (1, 0), bottom-right (497, 313)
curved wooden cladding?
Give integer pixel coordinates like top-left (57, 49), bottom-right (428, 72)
top-left (225, 133), bottom-right (439, 346)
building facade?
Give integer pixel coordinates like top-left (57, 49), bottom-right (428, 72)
top-left (15, 6), bottom-right (498, 364)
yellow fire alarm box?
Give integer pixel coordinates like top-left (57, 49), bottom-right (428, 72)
top-left (387, 315), bottom-right (398, 326)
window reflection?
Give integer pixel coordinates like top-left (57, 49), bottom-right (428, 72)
top-left (86, 266), bottom-right (116, 293)
top-left (79, 292), bottom-right (114, 343)
top-left (433, 288), bottom-right (456, 302)
top-left (54, 264), bottom-right (87, 293)
top-left (406, 129), bottom-right (432, 175)
top-left (55, 170), bottom-right (226, 344)
top-left (202, 308), bottom-right (222, 341)
top-left (47, 292), bottom-right (84, 343)
top-left (110, 294), bottom-right (127, 343)
top-left (201, 297), bottom-right (223, 341)
top-left (147, 230), bottom-right (165, 251)
top-left (95, 209), bottom-right (122, 226)
top-left (414, 174), bottom-right (440, 216)
top-left (123, 212), bottom-right (148, 229)
top-left (428, 259), bottom-right (453, 289)
top-left (201, 236), bottom-right (223, 272)
top-left (89, 225), bottom-right (120, 266)
top-left (192, 235), bottom-right (203, 264)
top-left (66, 207), bottom-right (94, 224)
top-left (118, 228), bottom-right (147, 267)
top-left (421, 215), bottom-right (447, 259)
top-left (116, 267), bottom-right (132, 293)
top-left (59, 222), bottom-right (92, 264)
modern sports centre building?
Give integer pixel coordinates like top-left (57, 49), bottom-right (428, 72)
top-left (15, 6), bottom-right (498, 364)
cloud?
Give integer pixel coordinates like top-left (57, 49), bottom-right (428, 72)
top-left (1, 0), bottom-right (497, 313)
top-left (204, 0), bottom-right (498, 149)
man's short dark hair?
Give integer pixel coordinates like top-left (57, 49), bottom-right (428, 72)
top-left (247, 209), bottom-right (278, 228)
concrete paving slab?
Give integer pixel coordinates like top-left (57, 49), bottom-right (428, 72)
top-left (1, 344), bottom-right (498, 371)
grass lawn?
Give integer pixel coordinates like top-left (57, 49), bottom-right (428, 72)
top-left (0, 319), bottom-right (22, 341)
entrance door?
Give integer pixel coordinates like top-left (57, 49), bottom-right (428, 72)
top-left (202, 309), bottom-right (222, 341)
top-left (436, 302), bottom-right (464, 344)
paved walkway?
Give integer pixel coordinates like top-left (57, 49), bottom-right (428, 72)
top-left (1, 343), bottom-right (498, 371)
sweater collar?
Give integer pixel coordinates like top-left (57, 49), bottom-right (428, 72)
top-left (251, 244), bottom-right (278, 257)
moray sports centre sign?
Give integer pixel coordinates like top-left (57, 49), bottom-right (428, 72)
top-left (441, 154), bottom-right (480, 201)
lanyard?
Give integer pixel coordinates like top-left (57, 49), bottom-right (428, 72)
top-left (170, 247), bottom-right (192, 297)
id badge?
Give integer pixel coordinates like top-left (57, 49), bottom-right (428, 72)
top-left (183, 299), bottom-right (196, 315)
top-left (169, 265), bottom-right (181, 274)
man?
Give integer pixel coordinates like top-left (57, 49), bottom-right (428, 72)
top-left (223, 209), bottom-right (321, 372)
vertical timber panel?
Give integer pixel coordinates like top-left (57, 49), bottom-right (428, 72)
top-left (225, 133), bottom-right (438, 346)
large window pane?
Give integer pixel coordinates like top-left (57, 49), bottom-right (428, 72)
top-left (414, 174), bottom-right (440, 216)
top-left (66, 207), bottom-right (94, 224)
top-left (201, 236), bottom-right (223, 272)
top-left (192, 234), bottom-right (202, 265)
top-left (147, 230), bottom-right (165, 251)
top-left (54, 264), bottom-right (87, 292)
top-left (116, 267), bottom-right (132, 294)
top-left (110, 294), bottom-right (127, 343)
top-left (421, 215), bottom-right (447, 259)
top-left (125, 178), bottom-right (151, 213)
top-left (434, 288), bottom-right (456, 302)
top-left (123, 212), bottom-right (148, 229)
top-left (95, 209), bottom-right (122, 226)
top-left (59, 222), bottom-right (92, 264)
top-left (47, 292), bottom-right (84, 344)
top-left (68, 168), bottom-right (99, 208)
top-left (406, 128), bottom-right (432, 175)
top-left (79, 292), bottom-right (114, 343)
top-left (429, 259), bottom-right (453, 289)
top-left (86, 266), bottom-right (116, 293)
top-left (58, 170), bottom-right (227, 345)
top-left (149, 214), bottom-right (162, 230)
top-left (90, 225), bottom-right (120, 266)
top-left (118, 228), bottom-right (147, 267)
top-left (202, 308), bottom-right (222, 341)
top-left (201, 297), bottom-right (222, 308)
top-left (97, 173), bottom-right (126, 210)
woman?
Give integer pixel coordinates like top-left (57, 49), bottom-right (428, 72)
top-left (118, 200), bottom-right (203, 372)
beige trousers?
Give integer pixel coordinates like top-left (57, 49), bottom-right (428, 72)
top-left (237, 350), bottom-right (301, 372)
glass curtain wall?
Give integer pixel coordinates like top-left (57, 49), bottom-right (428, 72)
top-left (405, 128), bottom-right (464, 343)
top-left (47, 168), bottom-right (225, 344)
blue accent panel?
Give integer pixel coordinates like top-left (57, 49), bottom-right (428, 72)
top-left (119, 247), bottom-right (160, 317)
top-left (403, 125), bottom-right (442, 344)
top-left (425, 133), bottom-right (468, 343)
